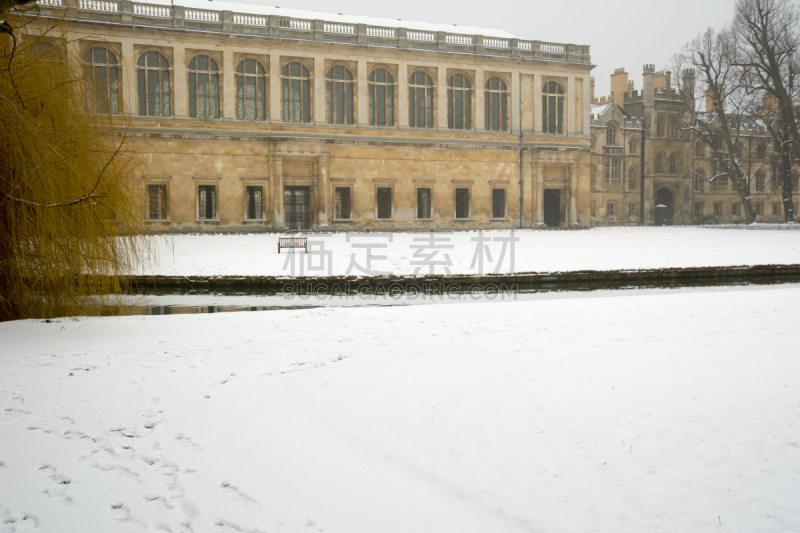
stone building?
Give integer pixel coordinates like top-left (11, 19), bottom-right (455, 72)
top-left (34, 0), bottom-right (596, 231)
top-left (590, 67), bottom-right (798, 225)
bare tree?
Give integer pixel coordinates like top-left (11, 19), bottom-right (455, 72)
top-left (735, 0), bottom-right (799, 221)
top-left (674, 27), bottom-right (759, 223)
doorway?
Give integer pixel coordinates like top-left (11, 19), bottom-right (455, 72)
top-left (285, 186), bottom-right (311, 230)
top-left (544, 189), bottom-right (561, 227)
top-left (654, 188), bottom-right (675, 225)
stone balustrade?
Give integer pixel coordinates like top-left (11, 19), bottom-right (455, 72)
top-left (34, 0), bottom-right (590, 63)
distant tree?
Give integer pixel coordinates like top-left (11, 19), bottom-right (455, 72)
top-left (1, 2), bottom-right (149, 320)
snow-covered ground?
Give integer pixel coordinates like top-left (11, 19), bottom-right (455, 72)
top-left (1, 285), bottom-right (799, 532)
top-left (139, 227), bottom-right (800, 278)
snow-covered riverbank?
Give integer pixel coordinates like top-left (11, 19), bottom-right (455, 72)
top-left (2, 285), bottom-right (799, 532)
top-left (139, 226), bottom-right (800, 278)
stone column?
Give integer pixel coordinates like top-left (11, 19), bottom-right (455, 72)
top-left (222, 48), bottom-right (235, 120)
top-left (398, 61), bottom-right (409, 128)
top-left (569, 162), bottom-right (579, 226)
top-left (475, 67), bottom-right (485, 131)
top-left (314, 57), bottom-right (326, 125)
top-left (511, 69), bottom-right (520, 134)
top-left (533, 74), bottom-right (542, 134)
top-left (271, 155), bottom-right (285, 230)
top-left (173, 44), bottom-right (187, 118)
top-left (535, 162), bottom-right (544, 225)
top-left (567, 76), bottom-right (576, 135)
top-left (357, 59), bottom-right (368, 126)
top-left (437, 65), bottom-right (448, 130)
top-left (269, 53), bottom-right (281, 122)
top-left (317, 154), bottom-right (330, 227)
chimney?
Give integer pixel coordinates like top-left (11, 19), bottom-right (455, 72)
top-left (610, 68), bottom-right (628, 108)
top-left (643, 64), bottom-right (655, 109)
top-left (590, 76), bottom-right (596, 103)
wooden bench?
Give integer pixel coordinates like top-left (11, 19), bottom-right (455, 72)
top-left (278, 237), bottom-right (308, 253)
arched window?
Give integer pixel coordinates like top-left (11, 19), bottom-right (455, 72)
top-left (669, 153), bottom-right (678, 174)
top-left (282, 62), bottom-right (311, 123)
top-left (694, 168), bottom-right (705, 191)
top-left (629, 136), bottom-right (637, 154)
top-left (695, 141), bottom-right (705, 158)
top-left (236, 58), bottom-right (267, 121)
top-left (542, 81), bottom-right (564, 134)
top-left (368, 68), bottom-right (395, 127)
top-left (485, 77), bottom-right (509, 132)
top-left (757, 143), bottom-right (767, 158)
top-left (188, 55), bottom-right (220, 119)
top-left (326, 65), bottom-right (355, 125)
top-left (656, 152), bottom-right (664, 173)
top-left (628, 167), bottom-right (637, 189)
top-left (137, 51), bottom-right (171, 117)
top-left (409, 71), bottom-right (435, 128)
top-left (447, 74), bottom-right (472, 130)
top-left (656, 115), bottom-right (665, 137)
top-left (84, 47), bottom-right (120, 114)
top-left (606, 124), bottom-right (617, 145)
top-left (756, 171), bottom-right (765, 192)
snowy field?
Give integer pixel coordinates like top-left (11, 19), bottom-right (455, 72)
top-left (1, 285), bottom-right (799, 533)
top-left (139, 227), bottom-right (800, 278)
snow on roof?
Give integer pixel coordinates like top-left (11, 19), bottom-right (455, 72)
top-left (155, 0), bottom-right (519, 39)
top-left (590, 103), bottom-right (610, 119)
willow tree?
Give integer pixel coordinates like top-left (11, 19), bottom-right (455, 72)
top-left (0, 1), bottom-right (149, 320)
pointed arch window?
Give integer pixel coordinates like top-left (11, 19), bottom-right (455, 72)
top-left (326, 65), bottom-right (355, 125)
top-left (188, 55), bottom-right (220, 119)
top-left (695, 169), bottom-right (705, 191)
top-left (409, 71), bottom-right (435, 128)
top-left (137, 51), bottom-right (171, 117)
top-left (628, 167), bottom-right (637, 189)
top-left (447, 74), bottom-right (472, 130)
top-left (84, 47), bottom-right (120, 114)
top-left (629, 136), bottom-right (637, 154)
top-left (656, 152), bottom-right (664, 174)
top-left (282, 62), bottom-right (311, 123)
top-left (606, 124), bottom-right (617, 145)
top-left (669, 153), bottom-right (677, 174)
top-left (485, 76), bottom-right (509, 132)
top-left (542, 81), bottom-right (564, 134)
top-left (368, 68), bottom-right (395, 127)
top-left (756, 171), bottom-right (765, 191)
top-left (236, 58), bottom-right (267, 121)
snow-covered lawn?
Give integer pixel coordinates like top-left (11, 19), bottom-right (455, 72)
top-left (1, 285), bottom-right (799, 532)
top-left (140, 227), bottom-right (800, 278)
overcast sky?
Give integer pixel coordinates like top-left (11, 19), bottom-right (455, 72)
top-left (220, 0), bottom-right (737, 96)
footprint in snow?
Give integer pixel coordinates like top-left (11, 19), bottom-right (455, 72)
top-left (174, 433), bottom-right (203, 452)
top-left (109, 502), bottom-right (131, 522)
top-left (216, 481), bottom-right (257, 505)
top-left (142, 494), bottom-right (173, 510)
top-left (0, 511), bottom-right (39, 531)
top-left (213, 519), bottom-right (266, 533)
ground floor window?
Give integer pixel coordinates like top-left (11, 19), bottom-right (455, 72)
top-left (754, 203), bottom-right (763, 216)
top-left (694, 203), bottom-right (703, 216)
top-left (198, 185), bottom-right (217, 220)
top-left (335, 187), bottom-right (351, 219)
top-left (773, 203), bottom-right (781, 216)
top-left (455, 188), bottom-right (470, 219)
top-left (713, 203), bottom-right (722, 216)
top-left (148, 184), bottom-right (168, 220)
top-left (377, 187), bottom-right (392, 219)
top-left (607, 202), bottom-right (615, 216)
top-left (628, 203), bottom-right (636, 216)
top-left (417, 188), bottom-right (432, 219)
top-left (732, 203), bottom-right (740, 217)
top-left (492, 189), bottom-right (506, 218)
top-left (245, 186), bottom-right (264, 220)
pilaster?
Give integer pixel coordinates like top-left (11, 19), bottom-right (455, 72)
top-left (437, 65), bottom-right (448, 130)
top-left (222, 48), bottom-right (235, 120)
top-left (269, 53), bottom-right (281, 122)
top-left (173, 44), bottom-right (186, 118)
top-left (475, 67), bottom-right (485, 131)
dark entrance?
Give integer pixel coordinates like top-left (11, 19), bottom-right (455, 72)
top-left (654, 188), bottom-right (675, 225)
top-left (544, 189), bottom-right (561, 227)
top-left (284, 186), bottom-right (311, 230)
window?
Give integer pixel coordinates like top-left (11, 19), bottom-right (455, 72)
top-left (773, 203), bottom-right (781, 216)
top-left (656, 152), bottom-right (664, 173)
top-left (694, 169), bottom-right (705, 191)
top-left (198, 185), bottom-right (217, 220)
top-left (757, 143), bottom-right (766, 158)
top-left (236, 58), bottom-right (267, 121)
top-left (245, 186), bottom-right (264, 220)
top-left (628, 167), bottom-right (637, 190)
top-left (335, 187), bottom-right (351, 219)
top-left (714, 203), bottom-right (722, 216)
top-left (695, 141), bottom-right (705, 158)
top-left (771, 163), bottom-right (781, 187)
top-left (492, 189), bottom-right (506, 219)
top-left (84, 47), bottom-right (119, 114)
top-left (188, 55), bottom-right (220, 119)
top-left (605, 157), bottom-right (621, 185)
top-left (607, 203), bottom-right (615, 216)
top-left (793, 172), bottom-right (799, 192)
top-left (542, 81), bottom-right (564, 134)
top-left (326, 65), bottom-right (355, 125)
top-left (282, 62), bottom-right (311, 123)
top-left (455, 188), bottom-right (470, 219)
top-left (670, 153), bottom-right (680, 174)
top-left (148, 184), bottom-right (168, 220)
top-left (755, 203), bottom-right (763, 216)
top-left (137, 51), bottom-right (171, 116)
top-left (409, 71), bottom-right (435, 128)
top-left (656, 115), bottom-right (665, 137)
top-left (669, 118), bottom-right (679, 138)
top-left (448, 74), bottom-right (472, 130)
top-left (377, 187), bottom-right (392, 219)
top-left (417, 188), bottom-right (432, 219)
top-left (628, 203), bottom-right (636, 216)
top-left (485, 77), bottom-right (509, 132)
top-left (732, 203), bottom-right (740, 217)
top-left (606, 125), bottom-right (617, 145)
top-left (694, 203), bottom-right (703, 216)
top-left (629, 137), bottom-right (637, 154)
top-left (368, 68), bottom-right (395, 127)
top-left (756, 171), bottom-right (764, 192)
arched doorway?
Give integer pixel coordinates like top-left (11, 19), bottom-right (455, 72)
top-left (654, 188), bottom-right (675, 225)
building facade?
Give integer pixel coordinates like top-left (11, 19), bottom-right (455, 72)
top-left (34, 0), bottom-right (597, 231)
